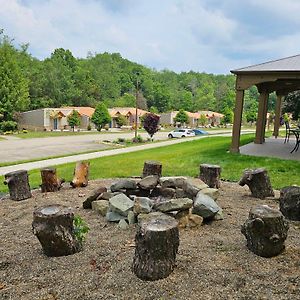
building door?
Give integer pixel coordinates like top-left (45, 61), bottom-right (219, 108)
top-left (53, 118), bottom-right (58, 130)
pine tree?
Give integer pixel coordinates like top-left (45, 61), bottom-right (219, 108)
top-left (91, 103), bottom-right (111, 131)
top-left (67, 109), bottom-right (81, 131)
top-left (174, 109), bottom-right (189, 126)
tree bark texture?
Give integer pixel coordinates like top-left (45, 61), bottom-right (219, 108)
top-left (132, 214), bottom-right (179, 281)
top-left (32, 205), bottom-right (81, 257)
top-left (40, 168), bottom-right (64, 192)
top-left (199, 164), bottom-right (221, 188)
top-left (239, 168), bottom-right (274, 199)
top-left (4, 170), bottom-right (32, 201)
top-left (241, 205), bottom-right (289, 257)
top-left (142, 160), bottom-right (162, 178)
top-left (279, 186), bottom-right (300, 221)
top-left (70, 161), bottom-right (90, 188)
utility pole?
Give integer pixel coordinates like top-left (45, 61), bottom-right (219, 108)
top-left (135, 72), bottom-right (140, 140)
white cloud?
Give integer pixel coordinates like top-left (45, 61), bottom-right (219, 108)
top-left (1, 0), bottom-right (300, 73)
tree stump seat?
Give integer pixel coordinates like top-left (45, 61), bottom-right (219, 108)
top-left (279, 186), bottom-right (300, 221)
top-left (40, 168), bottom-right (64, 192)
top-left (142, 160), bottom-right (162, 178)
top-left (241, 205), bottom-right (289, 257)
top-left (70, 161), bottom-right (90, 188)
top-left (4, 170), bottom-right (32, 201)
top-left (132, 214), bottom-right (179, 281)
top-left (239, 168), bottom-right (274, 199)
top-left (199, 164), bottom-right (221, 188)
top-left (32, 205), bottom-right (81, 257)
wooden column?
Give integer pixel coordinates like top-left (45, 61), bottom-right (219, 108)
top-left (255, 90), bottom-right (269, 144)
top-left (273, 93), bottom-right (283, 138)
top-left (230, 89), bottom-right (245, 153)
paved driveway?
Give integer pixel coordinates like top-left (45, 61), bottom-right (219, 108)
top-left (0, 132), bottom-right (169, 163)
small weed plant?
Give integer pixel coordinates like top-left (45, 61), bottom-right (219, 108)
top-left (73, 215), bottom-right (90, 244)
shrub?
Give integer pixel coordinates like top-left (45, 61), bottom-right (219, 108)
top-left (87, 124), bottom-right (92, 131)
top-left (0, 121), bottom-right (18, 132)
top-left (132, 135), bottom-right (143, 143)
top-left (117, 137), bottom-right (125, 143)
top-left (73, 215), bottom-right (89, 244)
top-left (115, 115), bottom-right (127, 127)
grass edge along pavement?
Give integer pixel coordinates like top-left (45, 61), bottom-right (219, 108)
top-left (0, 135), bottom-right (299, 193)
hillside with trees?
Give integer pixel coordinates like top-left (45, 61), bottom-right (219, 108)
top-left (1, 29), bottom-right (298, 128)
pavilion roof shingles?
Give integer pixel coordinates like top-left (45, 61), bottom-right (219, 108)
top-left (231, 54), bottom-right (300, 74)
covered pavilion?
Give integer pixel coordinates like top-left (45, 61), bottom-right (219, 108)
top-left (230, 54), bottom-right (300, 153)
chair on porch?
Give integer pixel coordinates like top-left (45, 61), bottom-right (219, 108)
top-left (284, 121), bottom-right (294, 143)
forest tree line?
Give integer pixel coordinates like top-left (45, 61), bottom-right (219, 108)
top-left (0, 29), bottom-right (299, 130)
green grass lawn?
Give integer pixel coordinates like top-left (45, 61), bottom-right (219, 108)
top-left (0, 135), bottom-right (299, 193)
top-left (14, 130), bottom-right (120, 139)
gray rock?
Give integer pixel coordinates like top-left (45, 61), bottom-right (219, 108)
top-left (186, 177), bottom-right (209, 190)
top-left (83, 186), bottom-right (107, 209)
top-left (183, 181), bottom-right (200, 198)
top-left (213, 208), bottom-right (224, 220)
top-left (133, 197), bottom-right (153, 214)
top-left (92, 200), bottom-right (109, 216)
top-left (98, 191), bottom-right (120, 200)
top-left (154, 198), bottom-right (193, 213)
top-left (159, 176), bottom-right (187, 189)
top-left (128, 211), bottom-right (136, 224)
top-left (125, 189), bottom-right (150, 198)
top-left (110, 179), bottom-right (137, 192)
top-left (175, 188), bottom-right (187, 198)
top-left (118, 219), bottom-right (129, 230)
top-left (183, 178), bottom-right (209, 198)
top-left (201, 188), bottom-right (219, 200)
top-left (109, 193), bottom-right (134, 217)
top-left (138, 175), bottom-right (159, 190)
top-left (160, 187), bottom-right (176, 198)
top-left (106, 211), bottom-right (126, 222)
top-left (192, 192), bottom-right (221, 219)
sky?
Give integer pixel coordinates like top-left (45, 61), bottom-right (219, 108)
top-left (1, 0), bottom-right (300, 74)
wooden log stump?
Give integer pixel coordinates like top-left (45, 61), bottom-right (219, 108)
top-left (4, 170), bottom-right (32, 201)
top-left (70, 161), bottom-right (90, 188)
top-left (32, 205), bottom-right (81, 257)
top-left (239, 168), bottom-right (274, 199)
top-left (142, 160), bottom-right (162, 178)
top-left (132, 214), bottom-right (179, 281)
top-left (40, 168), bottom-right (64, 192)
top-left (279, 186), bottom-right (300, 221)
top-left (241, 205), bottom-right (289, 257)
top-left (199, 164), bottom-right (221, 188)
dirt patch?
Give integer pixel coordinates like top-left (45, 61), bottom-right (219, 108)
top-left (0, 180), bottom-right (300, 300)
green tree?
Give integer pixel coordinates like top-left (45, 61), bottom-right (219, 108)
top-left (245, 103), bottom-right (258, 126)
top-left (67, 109), bottom-right (81, 131)
top-left (114, 93), bottom-right (135, 107)
top-left (0, 32), bottom-right (29, 121)
top-left (91, 103), bottom-right (111, 131)
top-left (284, 91), bottom-right (300, 120)
top-left (199, 114), bottom-right (207, 126)
top-left (174, 109), bottom-right (189, 126)
top-left (221, 107), bottom-right (233, 126)
top-left (115, 114), bottom-right (127, 127)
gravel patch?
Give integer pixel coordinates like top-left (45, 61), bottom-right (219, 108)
top-left (0, 180), bottom-right (300, 300)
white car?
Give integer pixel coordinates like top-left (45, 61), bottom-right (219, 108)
top-left (168, 128), bottom-right (196, 138)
